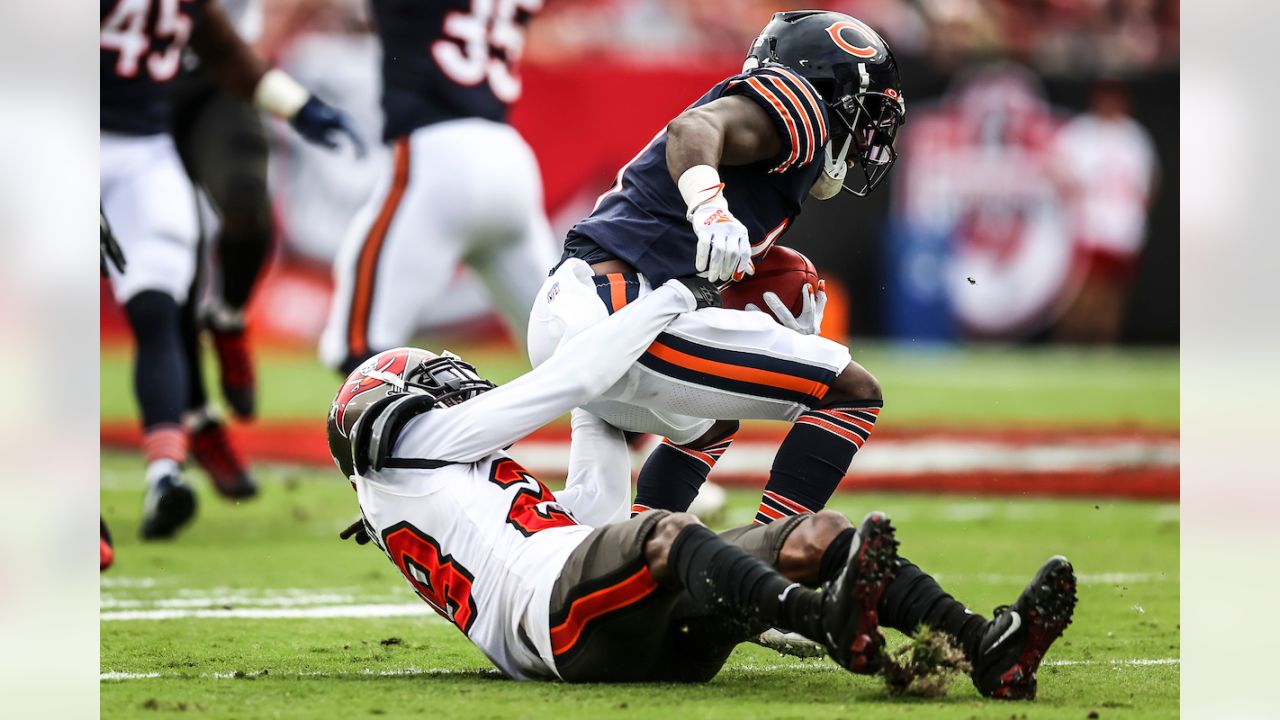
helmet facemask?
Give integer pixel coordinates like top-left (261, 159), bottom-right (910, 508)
top-left (828, 90), bottom-right (904, 197)
top-left (404, 352), bottom-right (495, 407)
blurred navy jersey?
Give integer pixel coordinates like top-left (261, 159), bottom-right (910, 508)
top-left (101, 0), bottom-right (208, 135)
top-left (566, 66), bottom-right (831, 287)
top-left (371, 0), bottom-right (540, 142)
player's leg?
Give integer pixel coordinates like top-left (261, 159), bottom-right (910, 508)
top-left (549, 508), bottom-right (898, 683)
top-left (753, 359), bottom-right (882, 523)
top-left (319, 134), bottom-right (465, 375)
top-left (631, 420), bottom-right (738, 516)
top-left (653, 509), bottom-right (899, 677)
top-left (102, 133), bottom-right (201, 539)
top-left (173, 72), bottom-right (273, 418)
top-left (174, 233), bottom-right (254, 498)
top-left (795, 515), bottom-right (1077, 700)
top-left (592, 299), bottom-right (880, 519)
top-left (464, 125), bottom-right (559, 351)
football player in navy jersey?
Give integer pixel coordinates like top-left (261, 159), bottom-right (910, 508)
top-left (319, 0), bottom-right (558, 375)
top-left (169, 0), bottom-right (271, 504)
top-left (531, 11), bottom-right (904, 528)
top-left (102, 0), bottom-right (362, 539)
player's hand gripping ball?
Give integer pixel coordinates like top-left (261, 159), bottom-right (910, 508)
top-left (721, 246), bottom-right (827, 336)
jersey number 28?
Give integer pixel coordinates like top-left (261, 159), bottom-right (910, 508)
top-left (434, 0), bottom-right (541, 103)
top-left (381, 521), bottom-right (478, 633)
top-left (101, 0), bottom-right (193, 81)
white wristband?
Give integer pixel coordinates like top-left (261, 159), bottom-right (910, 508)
top-left (677, 165), bottom-right (728, 215)
top-left (253, 69), bottom-right (310, 119)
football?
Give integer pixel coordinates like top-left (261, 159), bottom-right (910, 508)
top-left (721, 245), bottom-right (820, 317)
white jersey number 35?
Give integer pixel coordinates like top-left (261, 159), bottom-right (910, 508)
top-left (433, 0), bottom-right (543, 103)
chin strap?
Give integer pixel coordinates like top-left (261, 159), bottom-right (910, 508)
top-left (810, 135), bottom-right (852, 200)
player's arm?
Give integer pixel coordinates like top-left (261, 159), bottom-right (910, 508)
top-left (665, 97), bottom-right (781, 285)
top-left (666, 95), bottom-right (782, 178)
top-left (189, 3), bottom-right (365, 155)
top-left (397, 276), bottom-right (719, 463)
top-left (553, 409), bottom-right (631, 526)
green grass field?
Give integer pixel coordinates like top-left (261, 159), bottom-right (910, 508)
top-left (101, 343), bottom-right (1179, 718)
top-left (100, 342), bottom-right (1179, 428)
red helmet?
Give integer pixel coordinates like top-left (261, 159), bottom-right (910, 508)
top-left (326, 348), bottom-right (494, 477)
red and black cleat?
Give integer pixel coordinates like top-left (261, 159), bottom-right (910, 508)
top-left (190, 418), bottom-right (259, 500)
top-left (820, 511), bottom-right (899, 674)
top-left (972, 555), bottom-right (1077, 700)
top-left (101, 517), bottom-right (114, 571)
top-left (207, 316), bottom-right (257, 421)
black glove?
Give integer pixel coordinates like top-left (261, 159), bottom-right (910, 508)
top-left (674, 276), bottom-right (722, 310)
top-left (339, 518), bottom-right (372, 545)
top-left (100, 210), bottom-right (126, 276)
top-left (292, 96), bottom-right (367, 158)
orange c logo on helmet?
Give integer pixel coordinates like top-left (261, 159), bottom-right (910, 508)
top-left (826, 21), bottom-right (878, 59)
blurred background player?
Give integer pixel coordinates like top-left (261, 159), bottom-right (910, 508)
top-left (101, 0), bottom-right (362, 538)
top-left (170, 0), bottom-right (275, 499)
top-left (1051, 78), bottom-right (1158, 344)
top-left (531, 11), bottom-right (902, 526)
top-left (319, 0), bottom-right (558, 375)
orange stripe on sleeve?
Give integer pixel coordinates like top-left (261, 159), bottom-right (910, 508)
top-left (764, 75), bottom-right (815, 165)
top-left (645, 341), bottom-right (830, 398)
top-left (766, 67), bottom-right (829, 142)
top-left (744, 77), bottom-right (800, 172)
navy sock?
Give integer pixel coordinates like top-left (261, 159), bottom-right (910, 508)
top-left (756, 401), bottom-right (882, 524)
top-left (180, 294), bottom-right (208, 413)
top-left (667, 524), bottom-right (824, 639)
top-left (125, 291), bottom-right (189, 429)
top-left (879, 557), bottom-right (989, 661)
top-left (632, 426), bottom-right (736, 515)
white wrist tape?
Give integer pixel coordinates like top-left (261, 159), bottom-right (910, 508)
top-left (253, 69), bottom-right (310, 119)
top-left (677, 165), bottom-right (728, 215)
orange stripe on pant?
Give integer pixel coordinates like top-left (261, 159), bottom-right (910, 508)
top-left (347, 138), bottom-right (411, 359)
top-left (644, 340), bottom-right (830, 398)
top-left (550, 566), bottom-right (659, 656)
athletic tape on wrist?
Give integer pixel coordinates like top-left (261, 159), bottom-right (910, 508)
top-left (677, 165), bottom-right (728, 215)
top-left (253, 69), bottom-right (310, 119)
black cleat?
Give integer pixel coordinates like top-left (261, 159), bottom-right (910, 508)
top-left (972, 555), bottom-right (1077, 700)
top-left (820, 511), bottom-right (899, 674)
top-left (140, 473), bottom-right (197, 540)
top-left (206, 313), bottom-right (256, 420)
top-left (190, 419), bottom-right (259, 500)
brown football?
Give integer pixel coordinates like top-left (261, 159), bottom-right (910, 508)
top-left (721, 245), bottom-right (819, 317)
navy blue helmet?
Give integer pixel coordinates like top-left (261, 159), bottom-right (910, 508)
top-left (746, 11), bottom-right (906, 196)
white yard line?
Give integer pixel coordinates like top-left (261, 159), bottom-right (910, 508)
top-left (101, 603), bottom-right (442, 621)
top-left (101, 668), bottom-right (497, 681)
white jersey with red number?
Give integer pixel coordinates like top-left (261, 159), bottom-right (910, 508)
top-left (347, 269), bottom-right (699, 679)
top-left (356, 453), bottom-right (593, 680)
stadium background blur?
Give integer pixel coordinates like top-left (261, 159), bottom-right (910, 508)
top-left (100, 0), bottom-right (1180, 351)
top-left (99, 3), bottom-right (1180, 716)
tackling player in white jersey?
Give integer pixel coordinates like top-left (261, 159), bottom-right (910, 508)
top-left (327, 264), bottom-right (1078, 696)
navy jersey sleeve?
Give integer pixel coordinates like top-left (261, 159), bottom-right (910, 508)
top-left (722, 66), bottom-right (830, 174)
